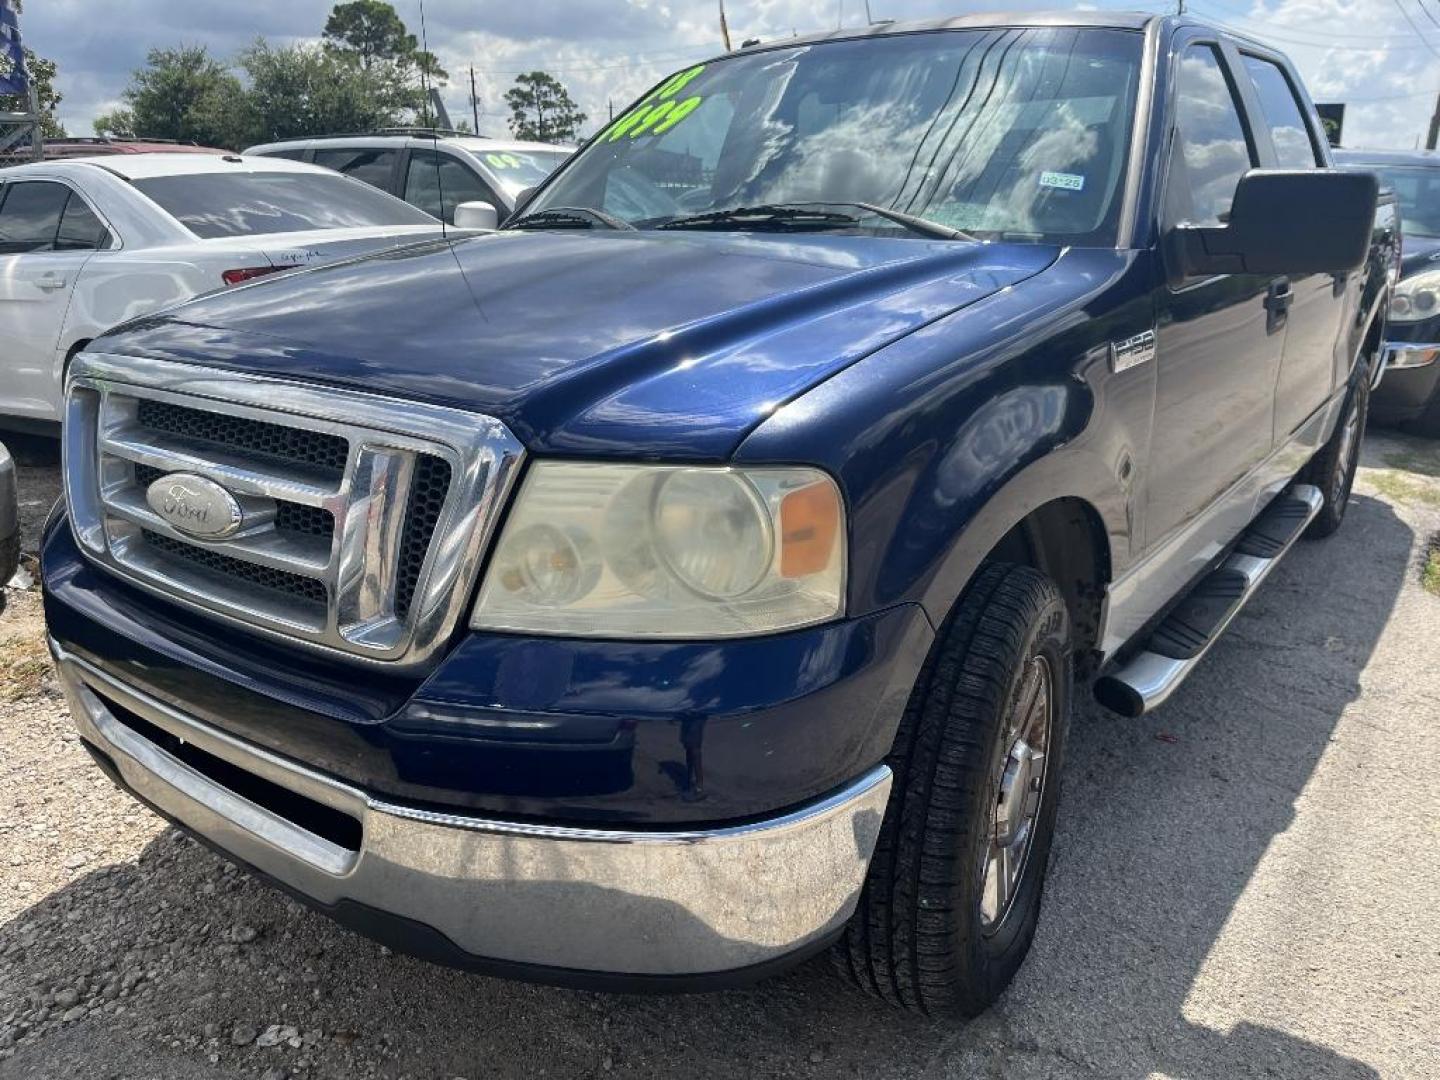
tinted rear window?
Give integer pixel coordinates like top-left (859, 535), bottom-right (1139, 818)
top-left (133, 171), bottom-right (435, 238)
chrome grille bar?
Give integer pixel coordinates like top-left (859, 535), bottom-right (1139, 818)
top-left (64, 353), bottom-right (526, 669)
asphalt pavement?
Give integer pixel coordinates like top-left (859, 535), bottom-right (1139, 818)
top-left (2, 427), bottom-right (1437, 1080)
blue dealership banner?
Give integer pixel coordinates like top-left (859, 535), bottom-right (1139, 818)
top-left (0, 0), bottom-right (28, 98)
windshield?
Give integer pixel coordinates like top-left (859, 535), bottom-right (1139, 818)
top-left (524, 27), bottom-right (1142, 244)
top-left (134, 171), bottom-right (437, 239)
top-left (479, 149), bottom-right (571, 194)
top-left (1370, 166), bottom-right (1440, 239)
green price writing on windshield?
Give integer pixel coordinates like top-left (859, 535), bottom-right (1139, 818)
top-left (486, 153), bottom-right (525, 169)
top-left (604, 65), bottom-right (706, 142)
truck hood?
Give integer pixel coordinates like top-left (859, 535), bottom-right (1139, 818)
top-left (1400, 233), bottom-right (1440, 279)
top-left (101, 230), bottom-right (1059, 458)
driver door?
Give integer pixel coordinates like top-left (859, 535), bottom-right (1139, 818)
top-left (1145, 41), bottom-right (1286, 548)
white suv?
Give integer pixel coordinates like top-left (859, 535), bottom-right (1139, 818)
top-left (245, 130), bottom-right (571, 223)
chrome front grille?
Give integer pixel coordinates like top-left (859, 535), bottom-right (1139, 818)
top-left (64, 353), bottom-right (525, 668)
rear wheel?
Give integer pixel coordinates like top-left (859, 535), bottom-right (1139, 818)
top-left (1303, 370), bottom-right (1369, 539)
top-left (835, 563), bottom-right (1071, 1017)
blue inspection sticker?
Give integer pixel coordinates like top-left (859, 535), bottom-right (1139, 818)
top-left (1039, 171), bottom-right (1085, 192)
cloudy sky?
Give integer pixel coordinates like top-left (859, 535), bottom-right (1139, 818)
top-left (17, 0), bottom-right (1440, 149)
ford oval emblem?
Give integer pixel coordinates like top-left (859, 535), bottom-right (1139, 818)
top-left (145, 473), bottom-right (244, 540)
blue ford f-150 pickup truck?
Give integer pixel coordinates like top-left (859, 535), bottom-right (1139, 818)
top-left (43, 13), bottom-right (1384, 1016)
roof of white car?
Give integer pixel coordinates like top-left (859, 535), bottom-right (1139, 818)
top-left (245, 134), bottom-right (571, 156)
top-left (1, 153), bottom-right (330, 180)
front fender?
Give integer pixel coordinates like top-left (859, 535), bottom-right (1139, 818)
top-left (738, 247), bottom-right (1154, 627)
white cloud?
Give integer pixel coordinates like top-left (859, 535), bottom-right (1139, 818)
top-left (19, 0), bottom-right (1437, 148)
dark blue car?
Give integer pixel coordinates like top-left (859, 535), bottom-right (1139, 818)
top-left (1335, 148), bottom-right (1440, 435)
top-left (44, 13), bottom-right (1385, 1016)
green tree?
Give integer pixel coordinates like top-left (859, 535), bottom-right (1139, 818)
top-left (107, 45), bottom-right (251, 148)
top-left (93, 109), bottom-right (136, 138)
top-left (323, 0), bottom-right (415, 69)
top-left (240, 40), bottom-right (414, 142)
top-left (505, 71), bottom-right (586, 143)
top-left (321, 0), bottom-right (446, 129)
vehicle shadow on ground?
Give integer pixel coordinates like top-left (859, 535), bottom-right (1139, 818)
top-left (0, 494), bottom-right (1410, 1079)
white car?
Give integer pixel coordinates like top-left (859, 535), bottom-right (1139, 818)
top-left (0, 153), bottom-right (447, 427)
top-left (244, 131), bottom-right (571, 222)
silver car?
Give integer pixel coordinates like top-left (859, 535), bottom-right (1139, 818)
top-left (245, 129), bottom-right (571, 225)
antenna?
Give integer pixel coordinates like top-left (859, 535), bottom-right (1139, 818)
top-left (417, 0), bottom-right (446, 239)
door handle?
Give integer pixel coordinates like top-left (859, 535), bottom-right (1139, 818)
top-left (1264, 279), bottom-right (1293, 335)
top-left (1264, 280), bottom-right (1294, 310)
top-left (32, 271), bottom-right (68, 291)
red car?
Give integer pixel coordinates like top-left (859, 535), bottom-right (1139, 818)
top-left (39, 138), bottom-right (226, 159)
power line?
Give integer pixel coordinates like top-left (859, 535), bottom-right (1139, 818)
top-left (1188, 2), bottom-right (1440, 50)
top-left (1391, 0), bottom-right (1440, 58)
top-left (1414, 0), bottom-right (1440, 30)
top-left (470, 45), bottom-right (715, 78)
top-left (1197, 0), bottom-right (1420, 40)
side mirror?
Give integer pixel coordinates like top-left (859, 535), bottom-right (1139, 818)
top-left (452, 201), bottom-right (499, 230)
top-left (511, 186), bottom-right (539, 217)
top-left (1170, 169), bottom-right (1378, 281)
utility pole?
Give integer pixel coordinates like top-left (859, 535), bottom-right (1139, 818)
top-left (469, 65), bottom-right (480, 134)
top-left (1428, 89), bottom-right (1440, 151)
top-left (719, 0), bottom-right (732, 50)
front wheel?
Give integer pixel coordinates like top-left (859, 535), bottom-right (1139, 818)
top-left (1303, 371), bottom-right (1369, 539)
top-left (835, 563), bottom-right (1071, 1017)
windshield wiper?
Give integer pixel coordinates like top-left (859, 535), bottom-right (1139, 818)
top-left (657, 202), bottom-right (974, 240)
top-left (657, 204), bottom-right (862, 232)
top-left (506, 206), bottom-right (635, 231)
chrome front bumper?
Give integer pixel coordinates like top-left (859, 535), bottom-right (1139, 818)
top-left (52, 641), bottom-right (891, 982)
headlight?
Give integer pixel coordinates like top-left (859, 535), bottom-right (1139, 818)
top-left (473, 462), bottom-right (845, 638)
top-left (1391, 268), bottom-right (1440, 323)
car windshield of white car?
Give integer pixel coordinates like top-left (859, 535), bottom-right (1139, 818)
top-left (132, 172), bottom-right (437, 239)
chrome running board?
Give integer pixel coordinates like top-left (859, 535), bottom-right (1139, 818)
top-left (1094, 484), bottom-right (1324, 718)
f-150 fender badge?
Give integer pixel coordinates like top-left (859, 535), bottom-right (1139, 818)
top-left (145, 473), bottom-right (245, 540)
top-left (1110, 329), bottom-right (1157, 373)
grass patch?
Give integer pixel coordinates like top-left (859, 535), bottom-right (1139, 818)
top-left (1424, 538), bottom-right (1440, 598)
top-left (1383, 448), bottom-right (1440, 479)
top-left (1365, 468), bottom-right (1440, 509)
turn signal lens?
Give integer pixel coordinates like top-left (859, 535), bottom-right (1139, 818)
top-left (780, 480), bottom-right (841, 579)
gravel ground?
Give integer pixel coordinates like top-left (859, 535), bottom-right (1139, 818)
top-left (2, 428), bottom-right (1438, 1080)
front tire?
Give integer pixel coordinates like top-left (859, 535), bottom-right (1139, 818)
top-left (835, 563), bottom-right (1071, 1017)
top-left (1303, 369), bottom-right (1369, 539)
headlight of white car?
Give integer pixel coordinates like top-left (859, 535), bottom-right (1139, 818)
top-left (1391, 268), bottom-right (1440, 323)
top-left (472, 462), bottom-right (845, 638)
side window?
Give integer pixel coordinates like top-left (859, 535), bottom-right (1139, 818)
top-left (55, 193), bottom-right (111, 251)
top-left (0, 181), bottom-right (72, 254)
top-left (403, 151), bottom-right (500, 224)
top-left (311, 147), bottom-right (398, 191)
top-left (1241, 56), bottom-right (1321, 169)
top-left (264, 148), bottom-right (310, 162)
top-left (1168, 45), bottom-right (1255, 227)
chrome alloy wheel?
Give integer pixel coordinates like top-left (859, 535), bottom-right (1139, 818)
top-left (980, 654), bottom-right (1054, 931)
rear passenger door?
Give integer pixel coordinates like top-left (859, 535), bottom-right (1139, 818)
top-left (1237, 51), bottom-right (1345, 439)
top-left (1146, 39), bottom-right (1286, 546)
top-left (310, 146), bottom-right (402, 195)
